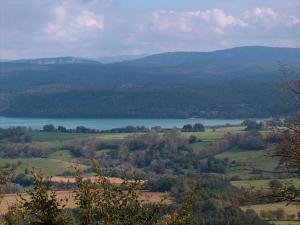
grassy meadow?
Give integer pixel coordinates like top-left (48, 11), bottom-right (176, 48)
top-left (30, 131), bottom-right (129, 142)
top-left (0, 158), bottom-right (88, 176)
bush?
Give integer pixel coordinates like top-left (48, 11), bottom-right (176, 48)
top-left (43, 124), bottom-right (56, 132)
top-left (5, 168), bottom-right (194, 225)
top-left (227, 131), bottom-right (266, 151)
top-left (146, 176), bottom-right (178, 192)
top-left (269, 179), bottom-right (282, 189)
top-left (243, 120), bottom-right (262, 131)
top-left (182, 123), bottom-right (205, 132)
top-left (12, 173), bottom-right (32, 187)
top-left (188, 135), bottom-right (198, 144)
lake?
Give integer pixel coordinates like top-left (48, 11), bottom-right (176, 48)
top-left (0, 117), bottom-right (250, 130)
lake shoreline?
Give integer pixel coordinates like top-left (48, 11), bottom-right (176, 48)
top-left (0, 116), bottom-right (262, 130)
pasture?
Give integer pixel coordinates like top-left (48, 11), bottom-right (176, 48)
top-left (215, 148), bottom-right (280, 179)
top-left (30, 131), bottom-right (129, 142)
top-left (0, 158), bottom-right (88, 176)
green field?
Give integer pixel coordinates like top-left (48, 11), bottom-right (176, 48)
top-left (94, 133), bottom-right (130, 141)
top-left (30, 132), bottom-right (96, 142)
top-left (215, 147), bottom-right (280, 179)
top-left (31, 127), bottom-right (244, 143)
top-left (3, 127), bottom-right (280, 181)
top-left (49, 150), bottom-right (76, 161)
top-left (0, 132), bottom-right (133, 176)
top-left (0, 158), bottom-right (88, 176)
top-left (232, 178), bottom-right (300, 189)
top-left (30, 131), bottom-right (129, 142)
top-left (181, 126), bottom-right (244, 140)
top-left (183, 127), bottom-right (245, 152)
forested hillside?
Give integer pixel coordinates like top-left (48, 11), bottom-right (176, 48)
top-left (0, 46), bottom-right (299, 118)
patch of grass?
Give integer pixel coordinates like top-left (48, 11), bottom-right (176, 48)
top-left (30, 132), bottom-right (96, 142)
top-left (182, 127), bottom-right (242, 140)
top-left (215, 148), bottom-right (280, 179)
top-left (49, 150), bottom-right (76, 161)
top-left (94, 133), bottom-right (129, 141)
top-left (232, 178), bottom-right (300, 189)
top-left (184, 127), bottom-right (245, 152)
top-left (30, 131), bottom-right (129, 142)
top-left (94, 149), bottom-right (112, 157)
top-left (188, 141), bottom-right (212, 151)
top-left (0, 158), bottom-right (88, 176)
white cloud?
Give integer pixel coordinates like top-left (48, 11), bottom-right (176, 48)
top-left (288, 16), bottom-right (300, 26)
top-left (151, 10), bottom-right (194, 33)
top-left (44, 3), bottom-right (104, 43)
top-left (201, 9), bottom-right (248, 29)
top-left (244, 7), bottom-right (278, 27)
top-left (255, 7), bottom-right (277, 17)
top-left (76, 10), bottom-right (104, 29)
top-left (150, 9), bottom-right (247, 36)
top-left (0, 1), bottom-right (299, 59)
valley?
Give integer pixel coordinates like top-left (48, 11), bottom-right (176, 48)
top-left (0, 122), bottom-right (299, 224)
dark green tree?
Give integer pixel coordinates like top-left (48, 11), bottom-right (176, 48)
top-left (43, 124), bottom-right (56, 132)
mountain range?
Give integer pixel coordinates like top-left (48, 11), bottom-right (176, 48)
top-left (0, 46), bottom-right (299, 118)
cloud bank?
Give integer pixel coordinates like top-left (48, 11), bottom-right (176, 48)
top-left (0, 0), bottom-right (299, 58)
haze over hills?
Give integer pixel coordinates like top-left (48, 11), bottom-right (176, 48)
top-left (0, 46), bottom-right (299, 118)
top-left (127, 46), bottom-right (300, 66)
top-left (10, 57), bottom-right (101, 65)
top-left (7, 55), bottom-right (147, 65)
top-left (7, 46), bottom-right (300, 66)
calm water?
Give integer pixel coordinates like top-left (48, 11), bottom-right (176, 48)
top-left (0, 117), bottom-right (248, 130)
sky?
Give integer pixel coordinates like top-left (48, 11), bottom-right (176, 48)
top-left (1, 0), bottom-right (300, 59)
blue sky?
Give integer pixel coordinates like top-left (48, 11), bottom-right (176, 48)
top-left (1, 0), bottom-right (299, 59)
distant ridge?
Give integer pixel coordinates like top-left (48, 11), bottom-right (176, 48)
top-left (123, 46), bottom-right (300, 66)
top-left (10, 57), bottom-right (101, 65)
top-left (5, 46), bottom-right (300, 66)
top-left (2, 46), bottom-right (299, 85)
